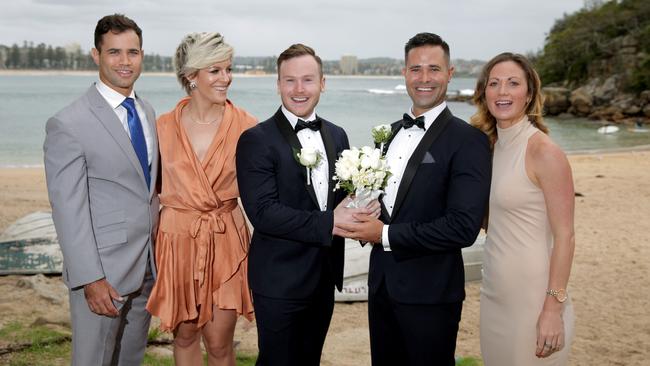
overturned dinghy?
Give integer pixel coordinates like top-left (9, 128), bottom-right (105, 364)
top-left (336, 233), bottom-right (486, 302)
top-left (1, 212), bottom-right (486, 302)
top-left (0, 211), bottom-right (62, 275)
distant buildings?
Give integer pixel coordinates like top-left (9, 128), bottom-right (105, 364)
top-left (340, 55), bottom-right (358, 75)
top-left (0, 41), bottom-right (485, 76)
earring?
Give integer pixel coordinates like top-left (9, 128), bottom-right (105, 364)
top-left (189, 81), bottom-right (197, 89)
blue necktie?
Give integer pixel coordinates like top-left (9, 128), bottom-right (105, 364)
top-left (121, 97), bottom-right (150, 189)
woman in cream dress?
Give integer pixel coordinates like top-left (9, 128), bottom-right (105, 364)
top-left (471, 53), bottom-right (575, 365)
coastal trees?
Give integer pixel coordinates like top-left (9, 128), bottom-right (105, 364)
top-left (535, 0), bottom-right (650, 92)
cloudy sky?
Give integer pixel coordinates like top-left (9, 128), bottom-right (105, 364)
top-left (0, 0), bottom-right (585, 61)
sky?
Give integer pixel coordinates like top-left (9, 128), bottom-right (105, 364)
top-left (0, 0), bottom-right (586, 61)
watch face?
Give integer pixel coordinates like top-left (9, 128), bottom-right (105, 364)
top-left (556, 289), bottom-right (567, 302)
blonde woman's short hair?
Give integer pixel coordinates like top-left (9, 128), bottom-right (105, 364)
top-left (174, 32), bottom-right (233, 94)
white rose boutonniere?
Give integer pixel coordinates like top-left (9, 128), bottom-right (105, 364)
top-left (333, 146), bottom-right (392, 208)
top-left (371, 124), bottom-right (393, 155)
top-left (295, 147), bottom-right (323, 185)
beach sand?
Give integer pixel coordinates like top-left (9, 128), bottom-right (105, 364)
top-left (1, 150), bottom-right (649, 365)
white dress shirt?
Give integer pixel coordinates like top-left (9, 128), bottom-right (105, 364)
top-left (95, 81), bottom-right (153, 166)
top-left (281, 106), bottom-right (330, 211)
top-left (381, 102), bottom-right (447, 250)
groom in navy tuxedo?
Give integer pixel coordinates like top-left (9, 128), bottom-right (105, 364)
top-left (236, 44), bottom-right (372, 366)
top-left (338, 33), bottom-right (492, 365)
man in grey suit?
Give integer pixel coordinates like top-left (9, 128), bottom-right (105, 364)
top-left (43, 14), bottom-right (158, 365)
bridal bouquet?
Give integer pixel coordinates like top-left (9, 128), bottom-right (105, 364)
top-left (333, 146), bottom-right (391, 208)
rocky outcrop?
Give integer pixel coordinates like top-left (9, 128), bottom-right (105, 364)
top-left (542, 87), bottom-right (571, 115)
top-left (542, 35), bottom-right (649, 124)
top-left (568, 87), bottom-right (594, 116)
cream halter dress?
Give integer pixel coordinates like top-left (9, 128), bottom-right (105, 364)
top-left (480, 117), bottom-right (574, 365)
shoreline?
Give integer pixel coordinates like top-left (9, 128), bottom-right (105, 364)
top-left (0, 69), bottom-right (402, 79)
top-left (4, 143), bottom-right (650, 169)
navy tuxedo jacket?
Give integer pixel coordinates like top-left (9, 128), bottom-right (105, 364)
top-left (236, 108), bottom-right (349, 299)
top-left (370, 107), bottom-right (492, 304)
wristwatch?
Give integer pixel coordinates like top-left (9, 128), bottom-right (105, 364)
top-left (546, 288), bottom-right (568, 303)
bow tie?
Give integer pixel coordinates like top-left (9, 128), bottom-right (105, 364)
top-left (401, 114), bottom-right (425, 130)
top-left (295, 118), bottom-right (321, 132)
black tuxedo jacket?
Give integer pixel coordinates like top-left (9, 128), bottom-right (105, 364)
top-left (236, 108), bottom-right (349, 299)
top-left (369, 107), bottom-right (491, 304)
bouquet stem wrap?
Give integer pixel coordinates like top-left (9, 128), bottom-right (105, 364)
top-left (347, 187), bottom-right (383, 208)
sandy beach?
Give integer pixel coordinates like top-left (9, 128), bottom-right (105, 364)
top-left (1, 150), bottom-right (649, 365)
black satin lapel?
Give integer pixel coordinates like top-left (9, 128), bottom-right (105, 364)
top-left (273, 108), bottom-right (319, 208)
top-left (274, 108), bottom-right (302, 150)
top-left (390, 108), bottom-right (453, 222)
top-left (381, 120), bottom-right (403, 155)
top-left (380, 199), bottom-right (390, 223)
top-left (319, 119), bottom-right (337, 210)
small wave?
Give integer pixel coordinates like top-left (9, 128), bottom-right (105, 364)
top-left (0, 164), bottom-right (45, 169)
top-left (367, 84), bottom-right (407, 95)
top-left (367, 89), bottom-right (401, 95)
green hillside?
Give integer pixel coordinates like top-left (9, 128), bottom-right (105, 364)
top-left (535, 0), bottom-right (650, 92)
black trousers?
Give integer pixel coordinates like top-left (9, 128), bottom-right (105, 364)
top-left (253, 276), bottom-right (335, 366)
top-left (368, 279), bottom-right (462, 366)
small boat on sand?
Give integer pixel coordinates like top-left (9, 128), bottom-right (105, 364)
top-left (1, 212), bottom-right (485, 301)
top-left (0, 211), bottom-right (62, 275)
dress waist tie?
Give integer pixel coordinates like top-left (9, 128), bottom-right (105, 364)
top-left (163, 199), bottom-right (238, 286)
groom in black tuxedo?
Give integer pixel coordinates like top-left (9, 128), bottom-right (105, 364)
top-left (236, 44), bottom-right (371, 366)
top-left (338, 33), bottom-right (492, 365)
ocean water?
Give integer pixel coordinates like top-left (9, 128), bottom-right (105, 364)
top-left (1, 74), bottom-right (649, 167)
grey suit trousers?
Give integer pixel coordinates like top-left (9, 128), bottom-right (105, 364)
top-left (69, 263), bottom-right (154, 366)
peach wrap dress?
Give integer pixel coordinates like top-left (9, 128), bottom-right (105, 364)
top-left (146, 97), bottom-right (256, 331)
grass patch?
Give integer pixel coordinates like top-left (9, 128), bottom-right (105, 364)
top-left (142, 352), bottom-right (175, 366)
top-left (0, 321), bottom-right (65, 342)
top-left (147, 326), bottom-right (163, 343)
top-left (1, 321), bottom-right (257, 365)
top-left (143, 351), bottom-right (257, 365)
top-left (456, 356), bottom-right (483, 366)
top-left (236, 353), bottom-right (257, 365)
top-left (0, 321), bottom-right (71, 366)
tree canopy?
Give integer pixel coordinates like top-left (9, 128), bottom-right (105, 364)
top-left (535, 0), bottom-right (650, 92)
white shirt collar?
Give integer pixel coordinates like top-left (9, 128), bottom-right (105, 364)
top-left (406, 101), bottom-right (447, 130)
top-left (281, 105), bottom-right (317, 129)
top-left (95, 80), bottom-right (136, 109)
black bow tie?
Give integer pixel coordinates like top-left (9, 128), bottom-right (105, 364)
top-left (401, 114), bottom-right (425, 130)
top-left (295, 118), bottom-right (321, 132)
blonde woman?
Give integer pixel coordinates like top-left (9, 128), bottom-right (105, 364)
top-left (146, 32), bottom-right (255, 366)
top-left (472, 52), bottom-right (575, 365)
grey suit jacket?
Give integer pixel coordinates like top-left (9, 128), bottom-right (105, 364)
top-left (44, 85), bottom-right (159, 296)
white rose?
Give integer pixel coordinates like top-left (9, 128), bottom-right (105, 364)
top-left (360, 148), bottom-right (382, 170)
top-left (299, 147), bottom-right (320, 167)
top-left (335, 161), bottom-right (353, 180)
top-left (341, 148), bottom-right (361, 166)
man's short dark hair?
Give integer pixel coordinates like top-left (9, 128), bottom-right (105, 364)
top-left (276, 43), bottom-right (323, 77)
top-left (404, 32), bottom-right (450, 65)
top-left (94, 14), bottom-right (142, 51)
